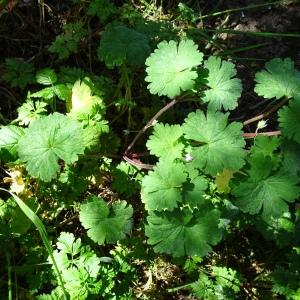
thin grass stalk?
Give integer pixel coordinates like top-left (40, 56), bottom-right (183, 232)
top-left (0, 188), bottom-right (68, 300)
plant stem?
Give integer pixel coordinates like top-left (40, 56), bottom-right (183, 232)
top-left (124, 98), bottom-right (179, 155)
top-left (6, 251), bottom-right (12, 300)
top-left (243, 130), bottom-right (281, 138)
top-left (243, 97), bottom-right (289, 125)
top-left (123, 155), bottom-right (154, 170)
top-left (200, 29), bottom-right (300, 38)
top-left (200, 0), bottom-right (297, 19)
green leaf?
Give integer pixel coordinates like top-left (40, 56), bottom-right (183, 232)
top-left (111, 162), bottom-right (142, 197)
top-left (202, 56), bottom-right (242, 111)
top-left (249, 136), bottom-right (281, 173)
top-left (182, 110), bottom-right (246, 175)
top-left (36, 68), bottom-right (57, 85)
top-left (18, 113), bottom-right (85, 182)
top-left (31, 84), bottom-right (70, 101)
top-left (250, 136), bottom-right (280, 157)
top-left (145, 207), bottom-right (222, 257)
top-left (70, 78), bottom-right (103, 117)
top-left (232, 170), bottom-right (300, 219)
top-left (48, 22), bottom-right (88, 60)
top-left (281, 139), bottom-right (300, 176)
top-left (87, 0), bottom-right (117, 23)
top-left (279, 101), bottom-right (300, 143)
top-left (51, 232), bottom-right (104, 299)
top-left (141, 159), bottom-right (187, 211)
top-left (98, 24), bottom-right (150, 68)
top-left (0, 125), bottom-right (25, 161)
top-left (17, 99), bottom-right (48, 125)
top-left (10, 197), bottom-right (38, 235)
top-left (191, 273), bottom-right (216, 300)
top-left (145, 39), bottom-right (203, 98)
top-left (53, 232), bottom-right (100, 277)
top-left (3, 58), bottom-right (35, 89)
top-left (79, 195), bottom-right (133, 244)
top-left (53, 84), bottom-right (71, 101)
top-left (146, 123), bottom-right (184, 160)
top-left (254, 58), bottom-right (300, 101)
top-left (183, 175), bottom-right (208, 207)
top-left (31, 86), bottom-right (56, 100)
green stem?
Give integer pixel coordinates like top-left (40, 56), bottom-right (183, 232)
top-left (195, 28), bottom-right (300, 38)
top-left (200, 0), bottom-right (298, 19)
top-left (6, 251), bottom-right (12, 300)
top-left (0, 189), bottom-right (68, 300)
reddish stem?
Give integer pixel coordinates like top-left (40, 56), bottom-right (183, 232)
top-left (243, 98), bottom-right (288, 126)
top-left (243, 130), bottom-right (281, 139)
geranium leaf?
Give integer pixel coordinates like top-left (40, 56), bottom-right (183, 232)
top-left (145, 207), bottom-right (222, 257)
top-left (141, 159), bottom-right (187, 211)
top-left (18, 113), bottom-right (85, 182)
top-left (182, 109), bottom-right (246, 175)
top-left (232, 170), bottom-right (300, 219)
top-left (202, 56), bottom-right (242, 111)
top-left (0, 125), bottom-right (25, 161)
top-left (183, 175), bottom-right (208, 207)
top-left (79, 195), bottom-right (133, 244)
top-left (278, 101), bottom-right (300, 143)
top-left (254, 58), bottom-right (300, 101)
top-left (146, 123), bottom-right (184, 160)
top-left (98, 24), bottom-right (150, 68)
top-left (145, 39), bottom-right (203, 98)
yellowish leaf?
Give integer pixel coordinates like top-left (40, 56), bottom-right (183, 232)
top-left (215, 169), bottom-right (235, 193)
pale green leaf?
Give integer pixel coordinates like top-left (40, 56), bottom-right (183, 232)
top-left (146, 123), bottom-right (184, 159)
top-left (182, 110), bottom-right (246, 175)
top-left (145, 39), bottom-right (203, 98)
top-left (0, 125), bottom-right (25, 161)
top-left (18, 113), bottom-right (85, 182)
top-left (202, 56), bottom-right (242, 110)
top-left (17, 99), bottom-right (48, 125)
top-left (141, 159), bottom-right (187, 211)
top-left (70, 78), bottom-right (103, 117)
top-left (254, 58), bottom-right (300, 101)
top-left (36, 68), bottom-right (57, 85)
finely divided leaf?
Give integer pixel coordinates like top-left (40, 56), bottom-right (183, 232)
top-left (232, 170), bottom-right (300, 219)
top-left (146, 123), bottom-right (184, 159)
top-left (87, 0), bottom-right (117, 23)
top-left (18, 113), bottom-right (85, 182)
top-left (17, 99), bottom-right (48, 125)
top-left (254, 58), bottom-right (300, 101)
top-left (79, 195), bottom-right (133, 244)
top-left (278, 101), bottom-right (300, 143)
top-left (183, 110), bottom-right (245, 175)
top-left (141, 159), bottom-right (187, 211)
top-left (145, 39), bottom-right (203, 98)
top-left (98, 24), bottom-right (150, 68)
top-left (145, 207), bottom-right (222, 257)
top-left (202, 56), bottom-right (242, 110)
